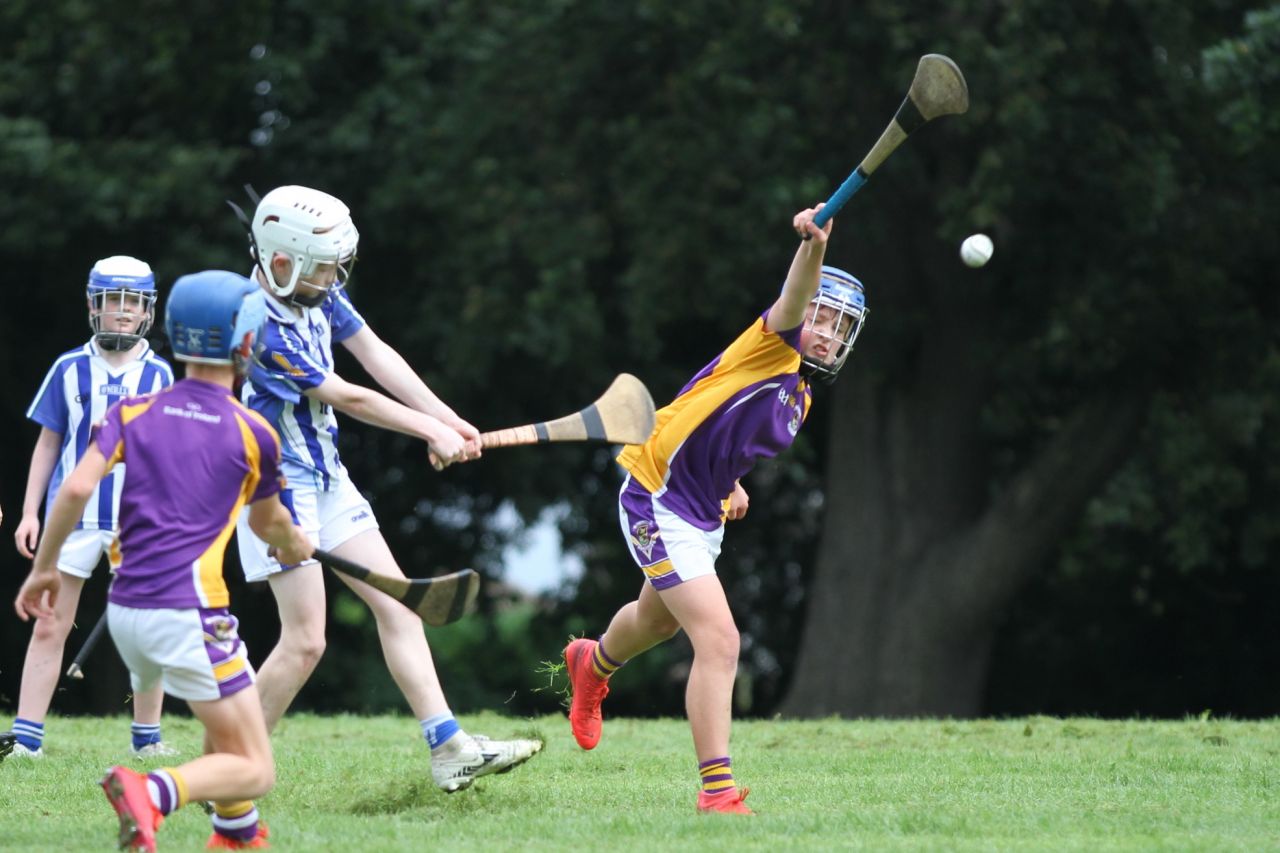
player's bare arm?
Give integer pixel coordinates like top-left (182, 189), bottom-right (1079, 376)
top-left (14, 427), bottom-right (62, 558)
top-left (247, 497), bottom-right (313, 566)
top-left (306, 372), bottom-right (468, 467)
top-left (726, 480), bottom-right (750, 522)
top-left (14, 445), bottom-right (110, 621)
top-left (341, 326), bottom-right (482, 457)
top-left (765, 206), bottom-right (832, 334)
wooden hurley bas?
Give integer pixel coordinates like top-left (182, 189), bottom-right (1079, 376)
top-left (480, 373), bottom-right (657, 449)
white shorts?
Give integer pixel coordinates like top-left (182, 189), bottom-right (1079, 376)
top-left (107, 604), bottom-right (255, 702)
top-left (618, 476), bottom-right (724, 590)
top-left (56, 528), bottom-right (119, 579)
top-left (235, 473), bottom-right (379, 583)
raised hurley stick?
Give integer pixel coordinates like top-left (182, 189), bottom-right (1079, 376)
top-left (810, 53), bottom-right (969, 230)
top-left (314, 548), bottom-right (479, 626)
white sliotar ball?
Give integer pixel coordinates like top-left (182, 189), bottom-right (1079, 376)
top-left (960, 233), bottom-right (994, 268)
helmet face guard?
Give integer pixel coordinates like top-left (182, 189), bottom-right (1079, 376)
top-left (164, 271), bottom-right (266, 374)
top-left (244, 185), bottom-right (359, 308)
top-left (86, 256), bottom-right (157, 351)
top-left (800, 266), bottom-right (868, 383)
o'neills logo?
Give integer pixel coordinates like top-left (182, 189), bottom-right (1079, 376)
top-left (630, 520), bottom-right (661, 559)
top-left (99, 383), bottom-right (130, 396)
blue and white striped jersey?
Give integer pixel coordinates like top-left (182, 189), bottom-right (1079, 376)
top-left (26, 340), bottom-right (174, 530)
top-left (242, 284), bottom-right (366, 492)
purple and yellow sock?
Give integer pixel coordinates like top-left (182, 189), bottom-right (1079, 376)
top-left (211, 800), bottom-right (261, 843)
top-left (146, 768), bottom-right (188, 816)
top-left (590, 639), bottom-right (624, 680)
top-left (12, 718), bottom-right (43, 751)
top-left (698, 756), bottom-right (736, 796)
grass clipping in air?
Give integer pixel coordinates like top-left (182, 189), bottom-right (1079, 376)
top-left (2, 713), bottom-right (1276, 850)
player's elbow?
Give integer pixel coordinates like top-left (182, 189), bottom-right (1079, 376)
top-left (61, 476), bottom-right (98, 504)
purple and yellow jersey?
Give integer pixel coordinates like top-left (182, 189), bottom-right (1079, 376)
top-left (26, 340), bottom-right (173, 530)
top-left (241, 284), bottom-right (365, 492)
top-left (95, 378), bottom-right (284, 609)
top-left (617, 310), bottom-right (812, 530)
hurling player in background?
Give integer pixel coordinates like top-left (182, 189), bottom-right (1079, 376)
top-left (4, 256), bottom-right (174, 761)
top-left (563, 205), bottom-right (868, 814)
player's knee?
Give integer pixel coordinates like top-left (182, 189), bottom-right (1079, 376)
top-left (245, 758), bottom-right (275, 798)
top-left (693, 621), bottom-right (740, 670)
top-left (31, 610), bottom-right (73, 644)
top-left (642, 611), bottom-right (681, 641)
top-left (281, 626), bottom-right (326, 671)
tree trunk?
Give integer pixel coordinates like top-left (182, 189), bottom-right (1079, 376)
top-left (780, 372), bottom-right (1146, 717)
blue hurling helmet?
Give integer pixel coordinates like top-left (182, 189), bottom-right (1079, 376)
top-left (164, 271), bottom-right (266, 372)
top-left (801, 265), bottom-right (868, 383)
top-left (86, 255), bottom-right (157, 351)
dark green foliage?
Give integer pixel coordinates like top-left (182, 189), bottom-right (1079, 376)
top-left (0, 0), bottom-right (1275, 718)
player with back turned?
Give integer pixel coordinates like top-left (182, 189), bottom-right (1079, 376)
top-left (15, 270), bottom-right (314, 851)
top-left (562, 205), bottom-right (868, 814)
top-left (3, 256), bottom-right (175, 762)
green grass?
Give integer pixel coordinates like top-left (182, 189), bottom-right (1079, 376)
top-left (1, 714), bottom-right (1277, 851)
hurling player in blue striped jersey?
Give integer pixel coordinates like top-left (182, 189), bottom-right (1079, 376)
top-left (3, 256), bottom-right (176, 762)
top-left (232, 185), bottom-right (540, 792)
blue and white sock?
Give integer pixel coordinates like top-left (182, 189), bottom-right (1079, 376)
top-left (420, 713), bottom-right (462, 752)
top-left (12, 718), bottom-right (44, 751)
top-left (131, 722), bottom-right (162, 751)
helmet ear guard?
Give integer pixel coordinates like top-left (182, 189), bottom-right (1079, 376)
top-left (800, 265), bottom-right (868, 383)
top-left (86, 256), bottom-right (157, 351)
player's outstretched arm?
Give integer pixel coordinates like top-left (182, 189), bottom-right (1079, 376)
top-left (340, 327), bottom-right (481, 453)
top-left (766, 206), bottom-right (833, 334)
top-left (14, 428), bottom-right (62, 558)
top-left (15, 445), bottom-right (109, 620)
top-left (307, 373), bottom-right (469, 468)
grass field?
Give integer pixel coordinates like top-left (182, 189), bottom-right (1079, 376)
top-left (0, 713), bottom-right (1277, 851)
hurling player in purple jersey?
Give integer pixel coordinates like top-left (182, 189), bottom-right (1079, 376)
top-left (563, 205), bottom-right (868, 814)
top-left (15, 271), bottom-right (312, 852)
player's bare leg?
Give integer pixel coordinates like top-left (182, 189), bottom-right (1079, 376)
top-left (255, 564), bottom-right (328, 732)
top-left (565, 582), bottom-right (680, 749)
top-left (329, 528), bottom-right (540, 791)
top-left (598, 582), bottom-right (682, 660)
top-left (329, 529), bottom-right (448, 718)
top-left (16, 572), bottom-right (87, 724)
top-left (650, 576), bottom-right (739, 764)
top-left (182, 687), bottom-right (275, 800)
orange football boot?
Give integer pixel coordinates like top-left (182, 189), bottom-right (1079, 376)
top-left (697, 787), bottom-right (754, 815)
top-left (101, 765), bottom-right (164, 852)
top-left (206, 823), bottom-right (270, 849)
top-left (564, 638), bottom-right (610, 750)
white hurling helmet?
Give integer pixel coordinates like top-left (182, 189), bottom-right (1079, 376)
top-left (250, 185), bottom-right (359, 304)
